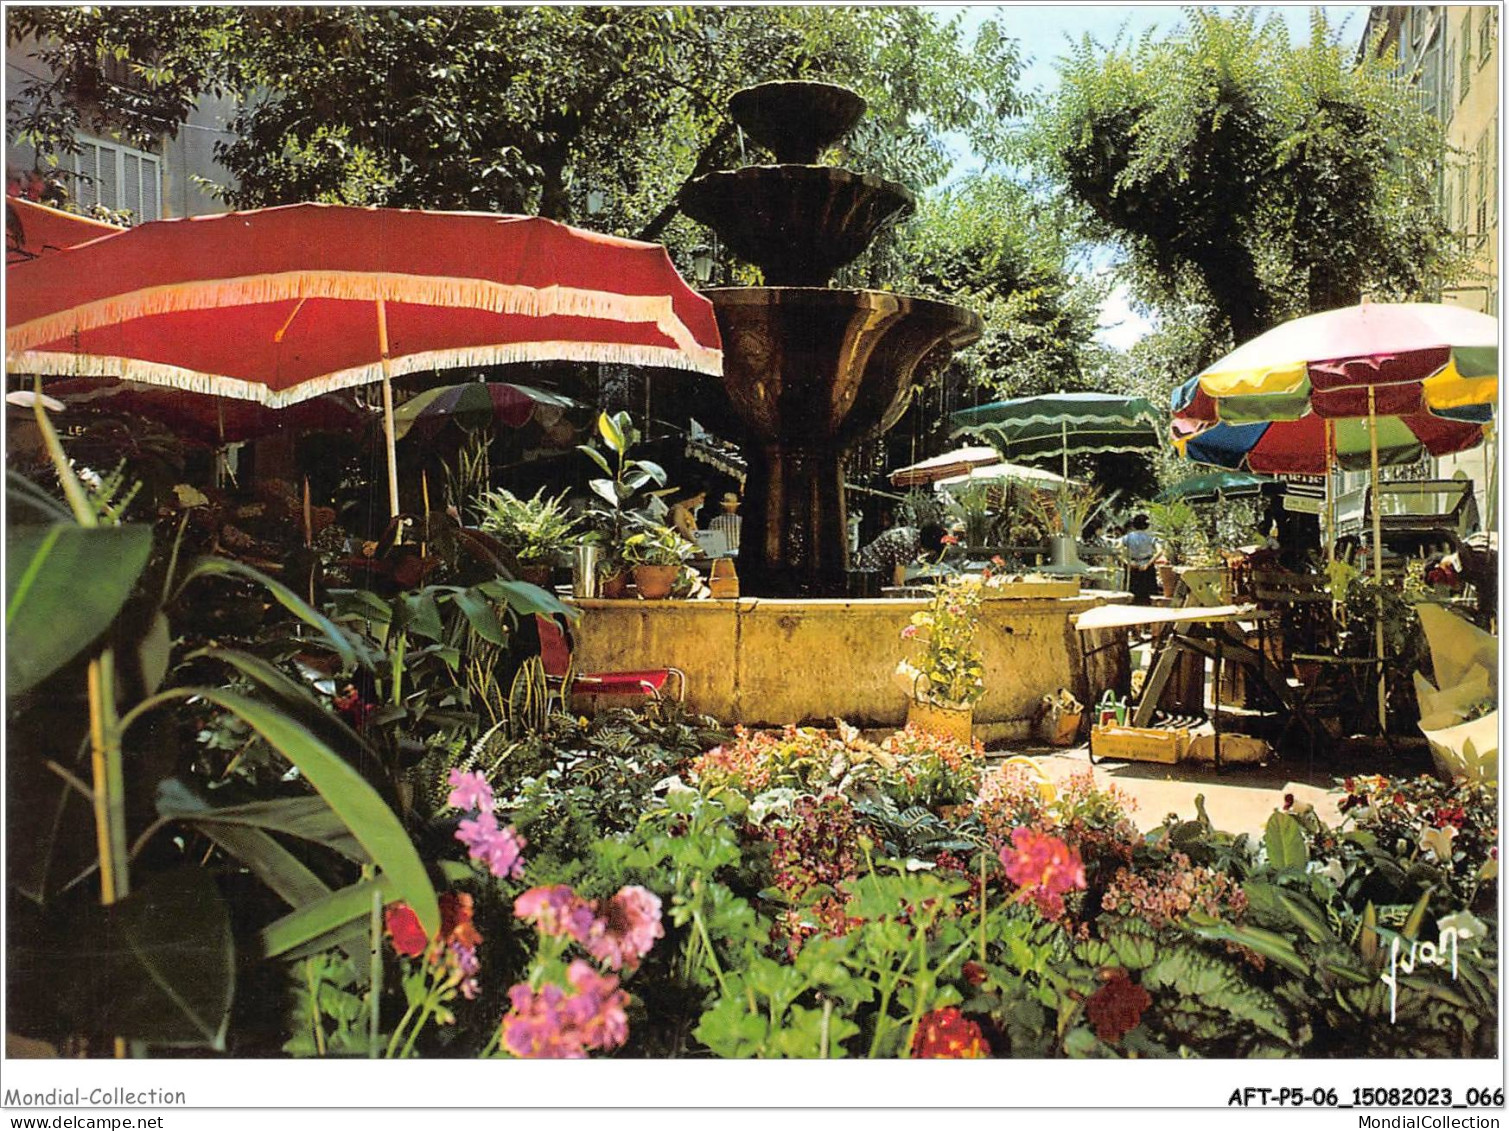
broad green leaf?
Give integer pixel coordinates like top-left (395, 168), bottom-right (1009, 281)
top-left (326, 587), bottom-right (394, 625)
top-left (6, 524), bottom-right (153, 696)
top-left (1263, 811), bottom-right (1309, 872)
top-left (450, 587), bottom-right (506, 645)
top-left (178, 689), bottom-right (436, 936)
top-left (197, 648), bottom-right (374, 768)
top-left (156, 778), bottom-right (369, 862)
top-left (177, 557), bottom-right (357, 668)
top-left (477, 578), bottom-right (579, 620)
top-left (577, 445), bottom-right (613, 475)
top-left (137, 611), bottom-right (172, 695)
top-left (1276, 890), bottom-right (1335, 943)
top-left (597, 410), bottom-right (626, 454)
top-left (195, 821), bottom-right (332, 908)
top-left (62, 867), bottom-right (234, 1048)
top-left (258, 878), bottom-right (390, 959)
top-left (396, 591), bottom-right (444, 642)
top-left (635, 459), bottom-right (667, 486)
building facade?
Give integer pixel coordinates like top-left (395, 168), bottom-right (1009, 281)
top-left (1359, 6), bottom-right (1499, 526)
top-left (5, 34), bottom-right (237, 222)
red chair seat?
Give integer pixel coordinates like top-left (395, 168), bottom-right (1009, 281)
top-left (576, 669), bottom-right (672, 694)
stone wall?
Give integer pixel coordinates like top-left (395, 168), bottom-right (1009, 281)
top-left (566, 593), bottom-right (1129, 742)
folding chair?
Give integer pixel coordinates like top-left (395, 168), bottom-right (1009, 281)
top-left (534, 614), bottom-right (687, 705)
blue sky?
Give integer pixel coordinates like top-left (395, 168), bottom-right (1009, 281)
top-left (933, 4), bottom-right (1373, 349)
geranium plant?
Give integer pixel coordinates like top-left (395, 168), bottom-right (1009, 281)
top-left (897, 575), bottom-right (986, 709)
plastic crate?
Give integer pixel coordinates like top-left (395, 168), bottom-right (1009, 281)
top-left (1089, 724), bottom-right (1189, 764)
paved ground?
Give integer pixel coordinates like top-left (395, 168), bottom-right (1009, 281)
top-left (995, 736), bottom-right (1435, 839)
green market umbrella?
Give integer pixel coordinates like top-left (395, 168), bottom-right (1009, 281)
top-left (1156, 470), bottom-right (1271, 503)
top-left (949, 391), bottom-right (1163, 479)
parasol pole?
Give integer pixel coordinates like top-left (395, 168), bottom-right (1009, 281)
top-left (1324, 419), bottom-right (1335, 563)
top-left (1484, 421), bottom-right (1496, 533)
top-left (1367, 387), bottom-right (1386, 733)
top-left (376, 298), bottom-right (401, 520)
top-left (1061, 420), bottom-right (1069, 482)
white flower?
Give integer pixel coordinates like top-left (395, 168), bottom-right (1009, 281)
top-left (1437, 910), bottom-right (1487, 945)
top-left (1312, 858), bottom-right (1346, 888)
top-left (1419, 824), bottom-right (1457, 863)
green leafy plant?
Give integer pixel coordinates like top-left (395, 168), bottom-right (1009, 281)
top-left (474, 487), bottom-right (580, 568)
top-left (1145, 499), bottom-right (1205, 566)
top-left (897, 575), bottom-right (986, 708)
top-left (1025, 483), bottom-right (1109, 541)
top-left (577, 410), bottom-right (667, 578)
top-left (621, 523), bottom-right (697, 567)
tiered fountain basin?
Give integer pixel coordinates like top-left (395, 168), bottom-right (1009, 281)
top-left (566, 590), bottom-right (1129, 742)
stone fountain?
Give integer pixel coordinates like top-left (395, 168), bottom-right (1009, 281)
top-left (680, 80), bottom-right (983, 596)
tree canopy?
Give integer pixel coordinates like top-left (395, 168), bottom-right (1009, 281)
top-left (8, 6), bottom-right (1024, 242)
top-left (1033, 8), bottom-right (1462, 345)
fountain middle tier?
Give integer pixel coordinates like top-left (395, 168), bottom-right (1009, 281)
top-left (680, 166), bottom-right (915, 287)
top-left (706, 286), bottom-right (982, 596)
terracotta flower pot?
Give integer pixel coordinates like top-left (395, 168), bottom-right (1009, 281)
top-left (632, 563), bottom-right (681, 600)
top-left (599, 570), bottom-right (630, 599)
top-left (1157, 564), bottom-right (1180, 598)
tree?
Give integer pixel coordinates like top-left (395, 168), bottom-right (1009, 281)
top-left (7, 6), bottom-right (1024, 259)
top-left (894, 173), bottom-right (1109, 402)
top-left (1033, 8), bottom-right (1462, 345)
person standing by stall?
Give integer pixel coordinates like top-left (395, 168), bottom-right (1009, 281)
top-left (1120, 513), bottom-right (1159, 604)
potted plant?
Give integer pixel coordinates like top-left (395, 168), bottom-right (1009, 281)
top-left (578, 411), bottom-right (667, 597)
top-left (1025, 483), bottom-right (1110, 570)
top-left (621, 523), bottom-right (697, 599)
top-left (894, 575), bottom-right (986, 744)
top-left (1145, 500), bottom-right (1205, 597)
top-left (475, 486), bottom-right (580, 586)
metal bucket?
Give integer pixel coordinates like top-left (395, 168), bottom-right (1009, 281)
top-left (572, 544), bottom-right (600, 598)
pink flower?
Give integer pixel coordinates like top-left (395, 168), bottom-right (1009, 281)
top-left (500, 982), bottom-right (583, 1059)
top-left (514, 884), bottom-right (597, 943)
top-left (941, 534), bottom-right (959, 546)
top-left (999, 827), bottom-right (1086, 918)
top-left (563, 960), bottom-right (630, 1050)
top-left (583, 885), bottom-right (664, 972)
top-left (456, 810), bottom-right (527, 879)
top-left (498, 963), bottom-right (630, 1058)
top-left (447, 768), bottom-right (494, 814)
top-left (901, 625), bottom-right (919, 639)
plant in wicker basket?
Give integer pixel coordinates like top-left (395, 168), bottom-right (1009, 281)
top-left (896, 575), bottom-right (986, 716)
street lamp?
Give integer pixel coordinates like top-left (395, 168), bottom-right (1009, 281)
top-left (691, 244), bottom-right (716, 286)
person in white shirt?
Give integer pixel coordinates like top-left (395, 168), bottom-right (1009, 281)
top-left (708, 492), bottom-right (743, 553)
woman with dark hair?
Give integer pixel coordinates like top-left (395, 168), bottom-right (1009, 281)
top-left (854, 521), bottom-right (949, 587)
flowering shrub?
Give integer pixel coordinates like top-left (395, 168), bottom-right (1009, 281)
top-left (758, 794), bottom-right (867, 953)
top-left (448, 769), bottom-right (526, 879)
top-left (498, 880), bottom-right (665, 1058)
top-left (500, 960), bottom-right (630, 1059)
top-left (897, 575), bottom-right (985, 708)
top-left (379, 891), bottom-right (487, 1055)
top-left (875, 726), bottom-right (983, 808)
top-left (1100, 851), bottom-right (1249, 928)
top-left (688, 721), bottom-right (980, 809)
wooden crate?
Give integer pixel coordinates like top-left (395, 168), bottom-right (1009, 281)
top-left (1090, 724), bottom-right (1189, 764)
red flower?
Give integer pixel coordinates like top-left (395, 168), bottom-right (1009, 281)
top-left (962, 961), bottom-right (988, 987)
top-left (440, 891), bottom-right (484, 949)
top-left (911, 1007), bottom-right (989, 1058)
top-left (999, 827), bottom-right (1086, 919)
top-left (384, 903), bottom-right (428, 958)
top-left (941, 534), bottom-right (959, 545)
top-left (1434, 805), bottom-right (1467, 830)
top-left (1085, 970), bottom-right (1151, 1043)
